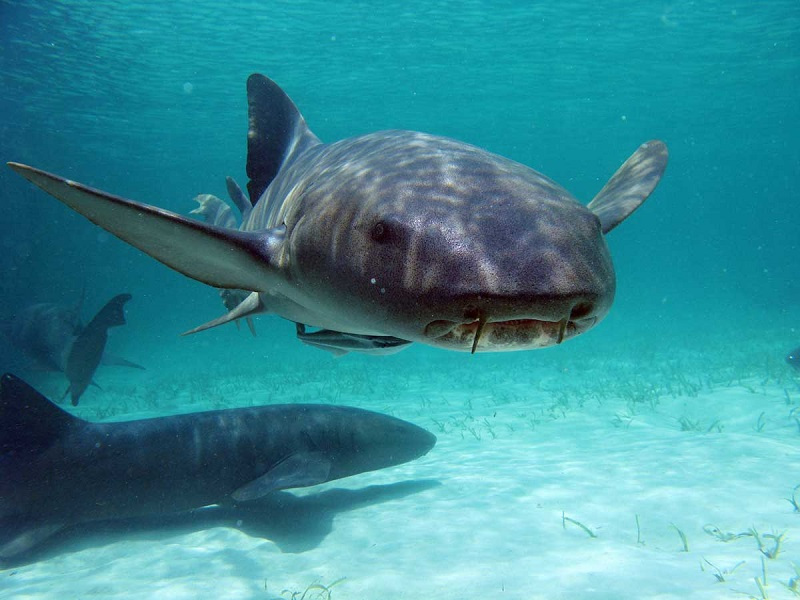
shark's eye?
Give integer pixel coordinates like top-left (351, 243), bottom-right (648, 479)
top-left (371, 221), bottom-right (391, 243)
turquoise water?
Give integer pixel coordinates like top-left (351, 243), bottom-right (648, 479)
top-left (0, 1), bottom-right (799, 595)
top-left (2, 1), bottom-right (797, 346)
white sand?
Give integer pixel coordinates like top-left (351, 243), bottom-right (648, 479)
top-left (2, 327), bottom-right (799, 600)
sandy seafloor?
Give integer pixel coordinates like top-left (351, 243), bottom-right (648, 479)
top-left (1, 321), bottom-right (799, 600)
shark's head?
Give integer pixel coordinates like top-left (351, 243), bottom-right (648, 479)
top-left (231, 403), bottom-right (437, 503)
top-left (249, 75), bottom-right (666, 352)
top-left (281, 132), bottom-right (665, 352)
top-left (309, 405), bottom-right (437, 481)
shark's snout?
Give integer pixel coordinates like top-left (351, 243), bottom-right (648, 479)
top-left (330, 411), bottom-right (437, 480)
top-left (412, 427), bottom-right (437, 458)
top-left (379, 416), bottom-right (437, 463)
top-left (422, 291), bottom-right (605, 353)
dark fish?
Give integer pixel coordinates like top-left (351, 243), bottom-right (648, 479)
top-left (787, 347), bottom-right (800, 371)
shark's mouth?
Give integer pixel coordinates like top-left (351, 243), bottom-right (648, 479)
top-left (424, 317), bottom-right (597, 353)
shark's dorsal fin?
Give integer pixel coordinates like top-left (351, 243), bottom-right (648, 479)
top-left (245, 74), bottom-right (321, 205)
top-left (587, 140), bottom-right (668, 234)
top-left (0, 373), bottom-right (82, 454)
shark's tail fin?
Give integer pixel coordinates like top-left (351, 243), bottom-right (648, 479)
top-left (101, 353), bottom-right (145, 370)
top-left (85, 293), bottom-right (131, 331)
top-left (0, 373), bottom-right (81, 458)
top-left (65, 294), bottom-right (133, 406)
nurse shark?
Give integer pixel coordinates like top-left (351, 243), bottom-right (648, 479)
top-left (0, 373), bottom-right (435, 559)
top-left (7, 74), bottom-right (668, 353)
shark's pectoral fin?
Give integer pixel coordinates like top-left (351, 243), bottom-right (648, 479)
top-left (245, 317), bottom-right (257, 337)
top-left (84, 293), bottom-right (131, 332)
top-left (231, 452), bottom-right (332, 502)
top-left (587, 140), bottom-right (668, 234)
top-left (101, 353), bottom-right (145, 370)
top-left (0, 521), bottom-right (66, 559)
top-left (7, 162), bottom-right (284, 292)
top-left (182, 291), bottom-right (265, 336)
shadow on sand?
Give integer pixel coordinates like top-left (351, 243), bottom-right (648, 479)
top-left (2, 478), bottom-right (440, 567)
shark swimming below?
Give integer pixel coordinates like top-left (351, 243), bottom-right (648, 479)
top-left (0, 373), bottom-right (436, 559)
top-left (7, 73), bottom-right (669, 353)
top-left (0, 294), bottom-right (142, 405)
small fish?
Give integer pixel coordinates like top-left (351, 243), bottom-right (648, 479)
top-left (295, 323), bottom-right (412, 357)
top-left (190, 183), bottom-right (257, 336)
top-left (787, 347), bottom-right (800, 371)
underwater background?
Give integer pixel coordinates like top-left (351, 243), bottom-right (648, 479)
top-left (0, 1), bottom-right (799, 599)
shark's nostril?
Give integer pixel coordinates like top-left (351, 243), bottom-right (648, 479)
top-left (570, 301), bottom-right (594, 320)
top-left (463, 305), bottom-right (482, 321)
